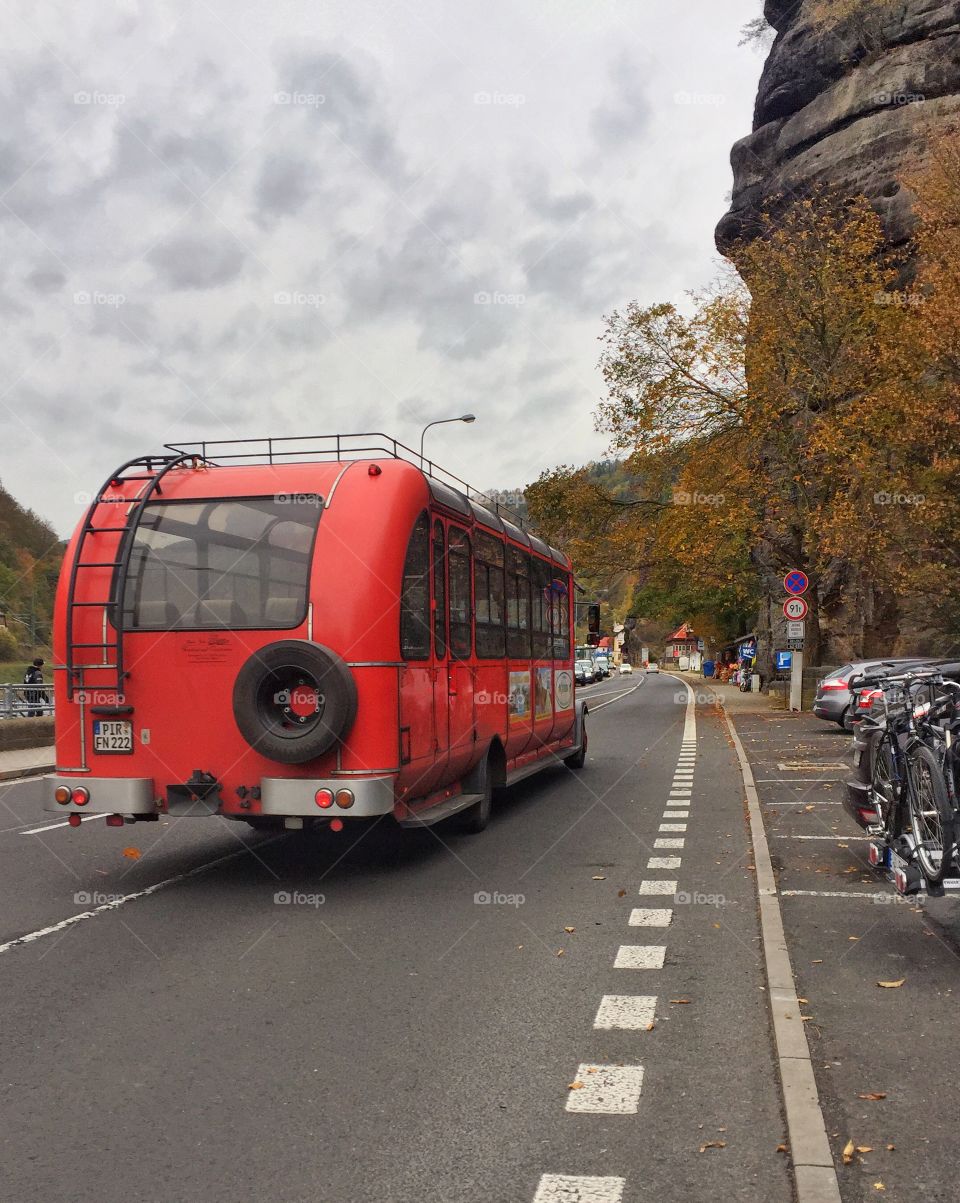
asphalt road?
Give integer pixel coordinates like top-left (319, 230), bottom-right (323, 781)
top-left (0, 674), bottom-right (789, 1203)
top-left (735, 706), bottom-right (960, 1203)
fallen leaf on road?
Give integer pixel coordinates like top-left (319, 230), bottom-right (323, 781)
top-left (556, 949), bottom-right (565, 957)
top-left (804, 805), bottom-right (816, 812)
top-left (567, 1081), bottom-right (584, 1091)
top-left (801, 1016), bottom-right (814, 1022)
top-left (857, 1092), bottom-right (887, 1101)
top-left (842, 1140), bottom-right (856, 1165)
top-left (877, 979), bottom-right (905, 989)
top-left (617, 889), bottom-right (627, 898)
top-left (122, 847), bottom-right (141, 860)
top-left (886, 1144), bottom-right (895, 1151)
top-left (776, 1144), bottom-right (788, 1154)
top-left (670, 998), bottom-right (692, 1005)
top-left (873, 1185), bottom-right (885, 1192)
top-left (699, 1141), bottom-right (726, 1152)
top-left (564, 926), bottom-right (575, 933)
top-left (857, 1146), bottom-right (873, 1154)
top-left (645, 1021), bottom-right (656, 1031)
top-left (592, 875), bottom-right (606, 881)
top-left (848, 936), bottom-right (860, 942)
top-left (812, 959), bottom-right (823, 964)
top-left (798, 997), bottom-right (809, 1004)
top-left (713, 922), bottom-right (721, 929)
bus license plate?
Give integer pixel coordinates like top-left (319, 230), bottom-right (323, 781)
top-left (93, 720), bottom-right (133, 754)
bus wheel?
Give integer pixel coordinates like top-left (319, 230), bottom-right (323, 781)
top-left (565, 727), bottom-right (587, 770)
top-left (458, 755), bottom-right (494, 834)
top-left (232, 640), bottom-right (357, 764)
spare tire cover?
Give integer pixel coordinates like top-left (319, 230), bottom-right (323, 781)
top-left (232, 640), bottom-right (358, 764)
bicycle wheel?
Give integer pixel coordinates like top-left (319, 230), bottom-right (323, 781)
top-left (870, 736), bottom-right (897, 836)
top-left (906, 743), bottom-right (954, 885)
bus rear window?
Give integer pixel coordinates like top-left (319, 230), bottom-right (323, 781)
top-left (118, 496), bottom-right (320, 630)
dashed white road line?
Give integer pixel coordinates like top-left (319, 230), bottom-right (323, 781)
top-left (19, 814), bottom-right (105, 835)
top-left (533, 1175), bottom-right (625, 1203)
top-left (654, 838), bottom-right (684, 849)
top-left (663, 811), bottom-right (688, 820)
top-left (614, 945), bottom-right (666, 970)
top-left (648, 856), bottom-right (681, 870)
top-left (659, 823), bottom-right (686, 832)
top-left (638, 879), bottom-right (677, 895)
top-left (628, 908), bottom-right (672, 927)
top-left (0, 837), bottom-right (284, 955)
top-left (593, 995), bottom-right (657, 1030)
top-left (565, 1064), bottom-right (645, 1114)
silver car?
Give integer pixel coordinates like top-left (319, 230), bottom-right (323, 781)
top-left (813, 659), bottom-right (933, 728)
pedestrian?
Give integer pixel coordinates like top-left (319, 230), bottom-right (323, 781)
top-left (23, 658), bottom-right (48, 717)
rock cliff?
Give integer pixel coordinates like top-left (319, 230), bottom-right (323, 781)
top-left (717, 0), bottom-right (960, 254)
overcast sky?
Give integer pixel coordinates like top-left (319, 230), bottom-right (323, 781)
top-left (1, 0), bottom-right (766, 537)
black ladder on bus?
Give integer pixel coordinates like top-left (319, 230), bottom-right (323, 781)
top-left (65, 452), bottom-right (207, 700)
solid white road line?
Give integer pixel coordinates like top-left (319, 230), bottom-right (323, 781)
top-left (780, 834), bottom-right (869, 841)
top-left (19, 815), bottom-right (105, 835)
top-left (659, 823), bottom-right (687, 832)
top-left (565, 1064), bottom-right (645, 1114)
top-left (629, 908), bottom-right (672, 926)
top-left (779, 888), bottom-right (952, 901)
top-left (654, 838), bottom-right (684, 849)
top-left (593, 995), bottom-right (657, 1030)
top-left (647, 856), bottom-right (681, 869)
top-left (615, 945), bottom-right (666, 969)
top-left (638, 879), bottom-right (677, 895)
top-left (533, 1175), bottom-right (625, 1203)
top-left (0, 837), bottom-right (284, 955)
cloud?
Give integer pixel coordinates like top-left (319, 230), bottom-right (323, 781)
top-left (146, 230), bottom-right (246, 290)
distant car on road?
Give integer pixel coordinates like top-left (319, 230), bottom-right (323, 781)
top-left (575, 660), bottom-right (596, 685)
top-left (618, 662), bottom-right (633, 676)
top-left (646, 662), bottom-right (659, 673)
top-left (813, 659), bottom-right (933, 729)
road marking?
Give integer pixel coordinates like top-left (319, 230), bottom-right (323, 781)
top-left (19, 815), bottom-right (105, 835)
top-left (593, 995), bottom-right (657, 1030)
top-left (763, 800), bottom-right (843, 807)
top-left (589, 683), bottom-right (645, 712)
top-left (777, 762), bottom-right (847, 771)
top-left (668, 786), bottom-right (692, 794)
top-left (663, 811), bottom-right (688, 820)
top-left (615, 945), bottom-right (666, 969)
top-left (0, 837), bottom-right (285, 955)
top-left (659, 823), bottom-right (686, 832)
top-left (629, 908), bottom-right (672, 926)
top-left (673, 770), bottom-right (694, 777)
top-left (654, 838), bottom-right (684, 849)
top-left (647, 856), bottom-right (681, 869)
top-left (638, 879), bottom-right (677, 895)
top-left (533, 1175), bottom-right (625, 1203)
top-left (779, 889), bottom-right (946, 901)
top-left (778, 834), bottom-right (869, 841)
top-left (565, 1064), bottom-right (645, 1114)
top-left (756, 778), bottom-right (845, 784)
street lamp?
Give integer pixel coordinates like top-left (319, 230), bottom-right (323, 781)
top-left (419, 414), bottom-right (476, 467)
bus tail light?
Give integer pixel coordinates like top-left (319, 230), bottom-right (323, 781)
top-left (71, 787), bottom-right (90, 806)
top-left (335, 789), bottom-right (355, 809)
top-left (68, 814), bottom-right (82, 827)
top-left (315, 788), bottom-right (335, 808)
top-left (330, 818), bottom-right (344, 832)
top-left (55, 786), bottom-right (71, 805)
top-left (106, 815), bottom-right (124, 827)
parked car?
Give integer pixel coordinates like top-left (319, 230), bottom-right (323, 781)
top-left (618, 661), bottom-right (633, 676)
top-left (813, 659), bottom-right (933, 729)
top-left (646, 661), bottom-right (659, 673)
top-left (575, 660), bottom-right (596, 685)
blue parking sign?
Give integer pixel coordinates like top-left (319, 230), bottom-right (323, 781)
top-left (776, 651), bottom-right (793, 671)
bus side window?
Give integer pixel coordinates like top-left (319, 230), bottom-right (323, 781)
top-left (506, 546), bottom-right (531, 659)
top-left (448, 527), bottom-right (472, 659)
top-left (400, 511), bottom-right (431, 660)
top-left (433, 520), bottom-right (446, 659)
top-left (552, 572), bottom-right (571, 660)
top-left (475, 531), bottom-right (505, 658)
top-left (531, 557), bottom-right (552, 660)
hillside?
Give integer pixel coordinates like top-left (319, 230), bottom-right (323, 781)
top-left (0, 482), bottom-right (64, 652)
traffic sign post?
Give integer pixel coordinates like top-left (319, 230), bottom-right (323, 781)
top-left (783, 596), bottom-right (809, 621)
top-left (782, 579), bottom-right (809, 710)
top-left (783, 570), bottom-right (809, 596)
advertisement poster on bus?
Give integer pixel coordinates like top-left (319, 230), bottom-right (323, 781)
top-left (508, 671), bottom-right (531, 721)
top-left (534, 667), bottom-right (552, 720)
top-left (554, 669), bottom-right (573, 711)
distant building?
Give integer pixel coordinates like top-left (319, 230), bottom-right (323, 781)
top-left (664, 623), bottom-right (702, 670)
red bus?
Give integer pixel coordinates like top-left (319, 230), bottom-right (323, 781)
top-left (47, 434), bottom-right (587, 834)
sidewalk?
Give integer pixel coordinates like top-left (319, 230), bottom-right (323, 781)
top-left (666, 670), bottom-right (777, 717)
top-left (0, 745), bottom-right (55, 782)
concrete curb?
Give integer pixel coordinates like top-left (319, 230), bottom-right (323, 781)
top-left (0, 762), bottom-right (54, 783)
top-left (724, 708), bottom-right (842, 1203)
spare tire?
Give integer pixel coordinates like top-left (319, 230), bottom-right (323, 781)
top-left (232, 640), bottom-right (358, 764)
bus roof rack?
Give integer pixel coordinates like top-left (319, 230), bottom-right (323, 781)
top-left (164, 431), bottom-right (536, 533)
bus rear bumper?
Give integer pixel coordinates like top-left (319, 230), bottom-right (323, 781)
top-left (45, 776), bottom-right (156, 814)
top-left (260, 775), bottom-right (396, 818)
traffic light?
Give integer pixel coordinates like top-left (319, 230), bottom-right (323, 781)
top-left (587, 604), bottom-right (600, 634)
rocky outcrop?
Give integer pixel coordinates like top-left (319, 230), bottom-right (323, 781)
top-left (717, 1), bottom-right (960, 254)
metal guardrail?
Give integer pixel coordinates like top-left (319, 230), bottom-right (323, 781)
top-left (0, 684), bottom-right (54, 718)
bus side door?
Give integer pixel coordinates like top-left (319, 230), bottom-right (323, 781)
top-left (445, 524), bottom-right (477, 780)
